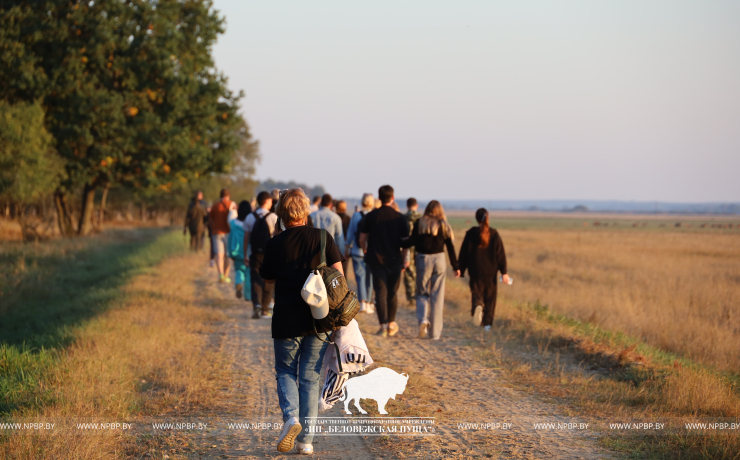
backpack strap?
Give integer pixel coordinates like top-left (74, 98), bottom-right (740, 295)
top-left (312, 228), bottom-right (339, 371)
top-left (317, 229), bottom-right (327, 269)
top-left (313, 321), bottom-right (342, 373)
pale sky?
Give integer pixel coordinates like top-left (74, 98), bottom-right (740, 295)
top-left (211, 1), bottom-right (740, 202)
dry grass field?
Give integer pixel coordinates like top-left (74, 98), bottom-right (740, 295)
top-left (443, 213), bottom-right (740, 458)
top-left (439, 276), bottom-right (740, 459)
top-left (0, 230), bottom-right (226, 459)
top-left (2, 216), bottom-right (739, 459)
top-left (449, 216), bottom-right (740, 373)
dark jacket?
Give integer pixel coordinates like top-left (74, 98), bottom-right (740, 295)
top-left (185, 201), bottom-right (208, 233)
top-left (402, 219), bottom-right (459, 271)
top-left (458, 227), bottom-right (507, 279)
top-left (337, 212), bottom-right (351, 239)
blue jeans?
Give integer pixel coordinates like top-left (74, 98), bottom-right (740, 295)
top-left (274, 335), bottom-right (328, 443)
top-left (351, 255), bottom-right (373, 303)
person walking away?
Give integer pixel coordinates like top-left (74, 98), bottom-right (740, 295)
top-left (309, 195), bottom-right (321, 213)
top-left (196, 191), bottom-right (210, 254)
top-left (184, 192), bottom-right (207, 251)
top-left (245, 191), bottom-right (278, 318)
top-left (458, 208), bottom-right (509, 331)
top-left (259, 188), bottom-right (345, 455)
top-left (269, 188), bottom-right (283, 311)
top-left (402, 200), bottom-right (459, 340)
top-left (207, 216), bottom-right (215, 266)
top-left (336, 200), bottom-right (351, 235)
top-left (335, 200), bottom-right (351, 276)
top-left (359, 185), bottom-right (409, 337)
top-left (403, 198), bottom-right (422, 305)
top-left (309, 194), bottom-right (346, 261)
top-left (228, 200), bottom-right (253, 301)
top-left (209, 189), bottom-right (234, 283)
top-left (345, 194), bottom-right (375, 315)
top-left (270, 188), bottom-right (281, 213)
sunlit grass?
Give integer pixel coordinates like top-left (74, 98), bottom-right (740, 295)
top-left (0, 229), bottom-right (225, 459)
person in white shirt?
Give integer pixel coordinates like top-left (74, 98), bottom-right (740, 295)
top-left (244, 191), bottom-right (279, 318)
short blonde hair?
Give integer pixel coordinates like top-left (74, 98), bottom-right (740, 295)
top-left (277, 188), bottom-right (310, 225)
top-left (361, 193), bottom-right (374, 210)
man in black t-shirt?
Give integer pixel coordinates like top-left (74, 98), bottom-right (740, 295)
top-left (258, 188), bottom-right (345, 454)
top-left (260, 225), bottom-right (344, 339)
top-left (359, 185), bottom-right (409, 338)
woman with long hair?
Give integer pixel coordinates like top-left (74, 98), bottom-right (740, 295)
top-left (458, 208), bottom-right (509, 331)
top-left (402, 200), bottom-right (459, 340)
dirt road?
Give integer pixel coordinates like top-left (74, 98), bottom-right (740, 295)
top-left (182, 265), bottom-right (617, 459)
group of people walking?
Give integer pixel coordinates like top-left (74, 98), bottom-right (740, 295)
top-left (184, 184), bottom-right (509, 455)
top-left (184, 188), bottom-right (280, 318)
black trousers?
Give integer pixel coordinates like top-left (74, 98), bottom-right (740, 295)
top-left (250, 253), bottom-right (275, 312)
top-left (208, 227), bottom-right (214, 260)
top-left (470, 277), bottom-right (498, 326)
top-left (368, 264), bottom-right (403, 325)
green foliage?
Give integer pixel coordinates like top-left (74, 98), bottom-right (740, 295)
top-left (257, 179), bottom-right (326, 199)
top-left (0, 228), bottom-right (186, 414)
top-left (0, 101), bottom-right (63, 204)
top-left (0, 0), bottom-right (258, 233)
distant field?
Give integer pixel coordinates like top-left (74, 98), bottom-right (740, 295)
top-left (447, 210), bottom-right (740, 233)
top-left (448, 212), bottom-right (740, 372)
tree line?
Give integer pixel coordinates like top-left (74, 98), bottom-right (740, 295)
top-left (256, 179), bottom-right (325, 201)
top-left (0, 0), bottom-right (258, 240)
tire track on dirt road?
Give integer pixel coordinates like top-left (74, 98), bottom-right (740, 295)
top-left (354, 298), bottom-right (617, 460)
top-left (187, 266), bottom-right (379, 459)
top-left (187, 263), bottom-right (616, 459)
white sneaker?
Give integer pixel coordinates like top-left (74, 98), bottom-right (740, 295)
top-left (295, 441), bottom-right (313, 455)
top-left (473, 305), bottom-right (483, 326)
top-left (277, 417), bottom-right (302, 453)
top-left (365, 303), bottom-right (375, 314)
top-left (359, 301), bottom-right (367, 313)
top-left (483, 325), bottom-right (491, 332)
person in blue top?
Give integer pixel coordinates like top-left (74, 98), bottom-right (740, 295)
top-left (228, 200), bottom-right (253, 301)
top-left (345, 193), bottom-right (375, 315)
top-left (308, 194), bottom-right (345, 252)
